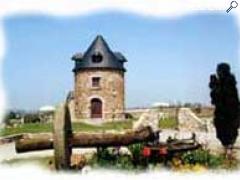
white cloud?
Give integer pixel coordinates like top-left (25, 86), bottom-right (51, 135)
top-left (0, 0), bottom-right (239, 179)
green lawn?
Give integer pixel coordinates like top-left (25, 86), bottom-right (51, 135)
top-left (0, 123), bottom-right (53, 136)
top-left (0, 120), bottom-right (135, 137)
top-left (158, 118), bottom-right (178, 129)
top-left (0, 118), bottom-right (177, 137)
top-left (73, 120), bottom-right (134, 132)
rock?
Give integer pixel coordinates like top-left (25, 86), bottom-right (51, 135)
top-left (133, 109), bottom-right (159, 132)
top-left (70, 154), bottom-right (87, 170)
top-left (178, 108), bottom-right (211, 132)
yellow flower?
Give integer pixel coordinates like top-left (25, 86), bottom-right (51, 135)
top-left (191, 164), bottom-right (207, 172)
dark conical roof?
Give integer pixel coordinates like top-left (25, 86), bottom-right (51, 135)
top-left (72, 35), bottom-right (127, 72)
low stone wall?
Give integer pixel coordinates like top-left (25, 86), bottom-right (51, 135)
top-left (126, 107), bottom-right (178, 120)
top-left (178, 108), bottom-right (214, 133)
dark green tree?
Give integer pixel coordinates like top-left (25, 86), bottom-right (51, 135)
top-left (209, 63), bottom-right (240, 149)
top-left (24, 113), bottom-right (41, 123)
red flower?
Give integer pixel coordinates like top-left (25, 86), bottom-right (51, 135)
top-left (142, 147), bottom-right (151, 157)
top-left (159, 147), bottom-right (168, 155)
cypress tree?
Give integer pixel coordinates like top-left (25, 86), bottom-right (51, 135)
top-left (209, 63), bottom-right (240, 148)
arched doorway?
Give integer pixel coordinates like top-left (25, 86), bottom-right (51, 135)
top-left (90, 98), bottom-right (102, 118)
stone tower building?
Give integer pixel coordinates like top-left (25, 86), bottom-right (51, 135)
top-left (71, 35), bottom-right (127, 121)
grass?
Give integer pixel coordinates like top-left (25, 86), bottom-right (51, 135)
top-left (0, 119), bottom-right (135, 137)
top-left (158, 118), bottom-right (178, 129)
top-left (73, 120), bottom-right (134, 132)
top-left (0, 123), bottom-right (53, 136)
top-left (0, 118), bottom-right (177, 137)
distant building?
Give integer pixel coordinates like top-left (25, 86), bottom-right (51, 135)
top-left (71, 35), bottom-right (127, 121)
top-left (39, 105), bottom-right (55, 123)
top-left (152, 102), bottom-right (170, 108)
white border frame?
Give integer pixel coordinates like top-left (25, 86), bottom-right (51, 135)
top-left (0, 0), bottom-right (240, 179)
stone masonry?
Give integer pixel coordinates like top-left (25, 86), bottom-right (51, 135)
top-left (74, 69), bottom-right (125, 120)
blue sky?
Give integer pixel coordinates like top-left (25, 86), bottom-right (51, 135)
top-left (2, 12), bottom-right (239, 110)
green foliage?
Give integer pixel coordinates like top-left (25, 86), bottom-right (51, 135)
top-left (116, 155), bottom-right (134, 170)
top-left (90, 145), bottom-right (150, 170)
top-left (181, 149), bottom-right (224, 168)
top-left (96, 148), bottom-right (116, 166)
top-left (128, 143), bottom-right (143, 159)
top-left (125, 113), bottom-right (134, 119)
top-left (3, 111), bottom-right (16, 125)
top-left (90, 143), bottom-right (166, 170)
top-left (2, 111), bottom-right (22, 126)
top-left (128, 143), bottom-right (148, 168)
top-left (91, 148), bottom-right (134, 170)
top-left (24, 113), bottom-right (41, 123)
top-left (209, 63), bottom-right (239, 147)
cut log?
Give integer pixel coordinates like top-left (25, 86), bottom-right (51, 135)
top-left (71, 126), bottom-right (155, 147)
top-left (15, 133), bottom-right (53, 152)
top-left (15, 126), bottom-right (155, 153)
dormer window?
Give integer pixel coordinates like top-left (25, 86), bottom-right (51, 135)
top-left (92, 52), bottom-right (103, 63)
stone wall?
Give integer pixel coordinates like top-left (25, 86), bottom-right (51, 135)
top-left (74, 69), bottom-right (125, 121)
top-left (178, 108), bottom-right (214, 132)
top-left (126, 107), bottom-right (178, 120)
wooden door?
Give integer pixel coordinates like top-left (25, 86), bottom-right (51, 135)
top-left (91, 98), bottom-right (102, 118)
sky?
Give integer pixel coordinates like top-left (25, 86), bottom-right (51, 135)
top-left (2, 12), bottom-right (239, 110)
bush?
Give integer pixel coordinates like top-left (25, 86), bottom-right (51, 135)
top-left (85, 147), bottom-right (237, 171)
top-left (92, 147), bottom-right (134, 170)
top-left (3, 111), bottom-right (16, 125)
top-left (128, 143), bottom-right (149, 168)
top-left (125, 113), bottom-right (134, 119)
top-left (181, 149), bottom-right (224, 168)
top-left (96, 148), bottom-right (115, 166)
top-left (24, 113), bottom-right (41, 123)
top-left (116, 155), bottom-right (134, 170)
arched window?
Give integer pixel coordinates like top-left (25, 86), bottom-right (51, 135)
top-left (90, 98), bottom-right (102, 118)
top-left (92, 52), bottom-right (103, 63)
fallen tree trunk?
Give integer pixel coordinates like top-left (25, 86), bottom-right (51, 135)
top-left (15, 133), bottom-right (54, 153)
top-left (16, 126), bottom-right (156, 153)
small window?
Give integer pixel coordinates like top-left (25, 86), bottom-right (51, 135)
top-left (92, 77), bottom-right (101, 87)
top-left (92, 53), bottom-right (103, 63)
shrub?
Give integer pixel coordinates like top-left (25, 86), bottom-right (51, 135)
top-left (96, 148), bottom-right (116, 166)
top-left (24, 113), bottom-right (41, 123)
top-left (181, 149), bottom-right (224, 168)
top-left (3, 111), bottom-right (16, 125)
top-left (209, 63), bottom-right (240, 147)
top-left (116, 155), bottom-right (134, 170)
top-left (128, 143), bottom-right (150, 169)
top-left (125, 113), bottom-right (134, 119)
top-left (92, 147), bottom-right (134, 170)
